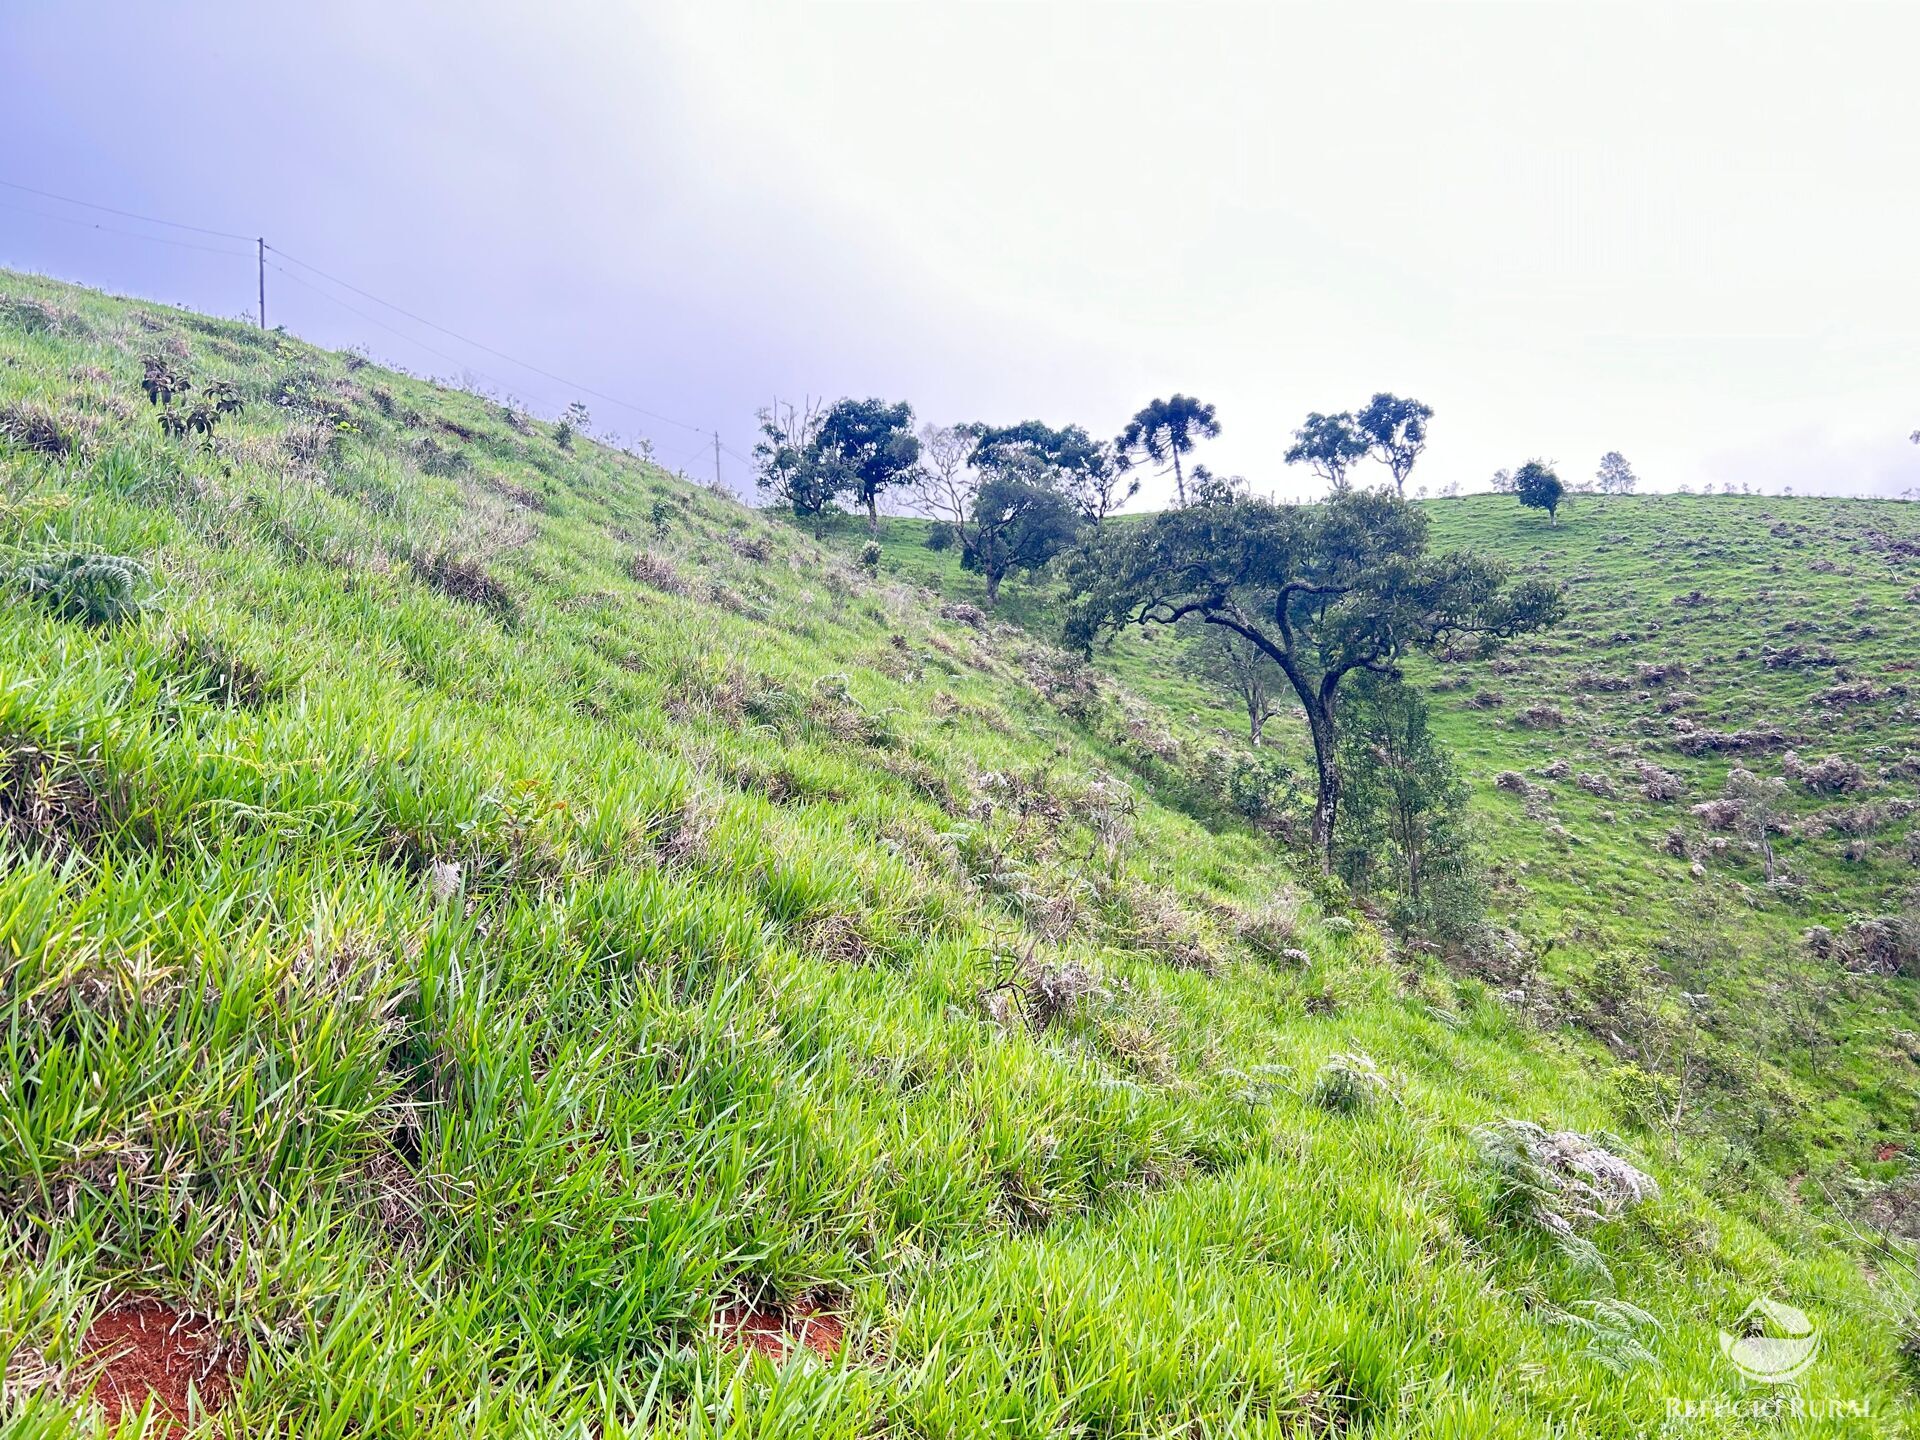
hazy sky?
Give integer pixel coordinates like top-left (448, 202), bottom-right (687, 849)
top-left (4, 2), bottom-right (1917, 504)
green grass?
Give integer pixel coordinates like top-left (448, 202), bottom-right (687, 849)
top-left (0, 271), bottom-right (1913, 1435)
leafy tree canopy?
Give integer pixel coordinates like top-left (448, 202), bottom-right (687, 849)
top-left (1353, 392), bottom-right (1433, 495)
top-left (1068, 488), bottom-right (1562, 864)
top-left (1513, 460), bottom-right (1567, 525)
top-left (815, 396), bottom-right (921, 530)
top-left (1283, 411), bottom-right (1369, 493)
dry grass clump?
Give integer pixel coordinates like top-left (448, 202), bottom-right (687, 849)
top-left (0, 292), bottom-right (89, 337)
top-left (409, 548), bottom-right (518, 624)
top-left (0, 737), bottom-right (104, 860)
top-left (1783, 749), bottom-right (1866, 794)
top-left (629, 549), bottom-right (692, 596)
top-left (1635, 762), bottom-right (1686, 802)
top-left (0, 399), bottom-right (82, 457)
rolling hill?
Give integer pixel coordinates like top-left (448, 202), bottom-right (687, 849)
top-left (1, 269), bottom-right (1913, 1436)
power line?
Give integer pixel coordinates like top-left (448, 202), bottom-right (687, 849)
top-left (0, 199), bottom-right (254, 259)
top-left (3, 176), bottom-right (735, 461)
top-left (266, 263), bottom-right (524, 393)
top-left (0, 177), bottom-right (253, 242)
top-left (266, 244), bottom-right (708, 434)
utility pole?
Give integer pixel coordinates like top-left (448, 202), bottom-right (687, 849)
top-left (713, 430), bottom-right (722, 490)
top-left (257, 238), bottom-right (266, 329)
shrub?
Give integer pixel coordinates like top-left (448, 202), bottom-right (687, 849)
top-left (1783, 750), bottom-right (1866, 794)
top-left (629, 550), bottom-right (691, 596)
top-left (14, 551), bottom-right (151, 627)
top-left (857, 539), bottom-right (882, 576)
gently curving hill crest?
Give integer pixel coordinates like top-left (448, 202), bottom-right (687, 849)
top-left (0, 270), bottom-right (1912, 1436)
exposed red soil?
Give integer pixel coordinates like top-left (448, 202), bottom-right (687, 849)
top-left (1877, 1142), bottom-right (1904, 1161)
top-left (713, 1298), bottom-right (844, 1364)
top-left (81, 1298), bottom-right (245, 1435)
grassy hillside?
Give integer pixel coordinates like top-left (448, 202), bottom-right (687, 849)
top-left (0, 271), bottom-right (1912, 1436)
top-left (864, 490), bottom-right (1920, 1152)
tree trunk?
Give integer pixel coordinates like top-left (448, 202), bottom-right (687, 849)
top-left (866, 491), bottom-right (879, 533)
top-left (1248, 706), bottom-right (1264, 748)
top-left (984, 571), bottom-right (1002, 608)
top-left (1172, 449), bottom-right (1186, 507)
top-left (1305, 699), bottom-right (1340, 870)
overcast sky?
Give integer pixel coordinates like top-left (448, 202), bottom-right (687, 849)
top-left (4, 2), bottom-right (1917, 504)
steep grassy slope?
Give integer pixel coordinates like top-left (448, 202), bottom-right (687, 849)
top-left (0, 271), bottom-right (1911, 1436)
top-left (873, 488), bottom-right (1920, 1156)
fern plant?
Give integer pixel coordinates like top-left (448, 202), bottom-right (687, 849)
top-left (16, 551), bottom-right (151, 627)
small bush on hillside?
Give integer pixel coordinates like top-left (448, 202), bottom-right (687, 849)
top-left (857, 539), bottom-right (882, 576)
top-left (1784, 750), bottom-right (1866, 794)
top-left (14, 551), bottom-right (150, 627)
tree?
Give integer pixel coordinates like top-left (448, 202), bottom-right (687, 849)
top-left (1284, 412), bottom-right (1369, 494)
top-left (1115, 394), bottom-right (1220, 507)
top-left (752, 397), bottom-right (835, 517)
top-left (911, 421), bottom-right (976, 524)
top-left (1336, 673), bottom-right (1484, 942)
top-left (1488, 467), bottom-right (1516, 494)
top-left (1353, 393), bottom-right (1433, 495)
top-left (933, 420), bottom-right (1098, 606)
top-left (1724, 768), bottom-right (1787, 882)
top-left (1513, 460), bottom-right (1566, 527)
top-left (1184, 620), bottom-right (1282, 746)
top-left (1061, 438), bottom-right (1137, 529)
top-left (1595, 451), bottom-right (1638, 497)
top-left (1067, 487), bottom-right (1562, 867)
top-left (813, 397), bottom-right (921, 532)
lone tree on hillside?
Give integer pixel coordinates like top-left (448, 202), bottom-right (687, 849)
top-left (1354, 393), bottom-right (1433, 495)
top-left (1115, 394), bottom-right (1220, 507)
top-left (1513, 460), bottom-right (1567, 527)
top-left (922, 420), bottom-right (1088, 605)
top-left (813, 397), bottom-right (922, 532)
top-left (1723, 768), bottom-right (1787, 882)
top-left (1067, 487), bottom-right (1562, 867)
top-left (1284, 411), bottom-right (1370, 494)
top-left (1596, 450), bottom-right (1638, 497)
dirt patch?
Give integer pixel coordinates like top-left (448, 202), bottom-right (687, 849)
top-left (81, 1298), bottom-right (245, 1434)
top-left (713, 1298), bottom-right (844, 1364)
